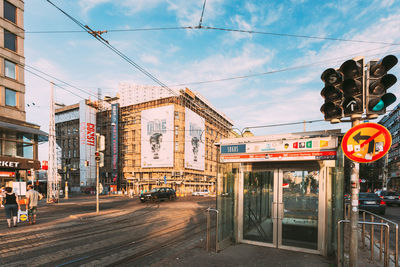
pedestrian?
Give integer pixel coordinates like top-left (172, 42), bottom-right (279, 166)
top-left (26, 185), bottom-right (40, 225)
top-left (1, 187), bottom-right (20, 228)
top-left (0, 186), bottom-right (5, 207)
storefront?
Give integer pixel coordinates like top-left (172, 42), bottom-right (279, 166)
top-left (216, 129), bottom-right (344, 256)
top-left (0, 121), bottom-right (47, 187)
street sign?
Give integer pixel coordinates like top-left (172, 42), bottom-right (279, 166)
top-left (341, 122), bottom-right (391, 163)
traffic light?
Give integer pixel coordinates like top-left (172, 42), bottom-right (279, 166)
top-left (366, 55), bottom-right (398, 116)
top-left (340, 57), bottom-right (364, 118)
top-left (320, 68), bottom-right (343, 123)
top-left (95, 152), bottom-right (100, 162)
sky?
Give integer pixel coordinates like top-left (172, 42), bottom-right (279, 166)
top-left (23, 0), bottom-right (400, 161)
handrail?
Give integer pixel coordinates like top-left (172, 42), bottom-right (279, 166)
top-left (338, 220), bottom-right (390, 267)
top-left (344, 203), bottom-right (399, 267)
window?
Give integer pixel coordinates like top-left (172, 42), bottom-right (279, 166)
top-left (4, 1), bottom-right (16, 23)
top-left (5, 60), bottom-right (16, 79)
top-left (175, 141), bottom-right (179, 151)
top-left (4, 29), bottom-right (17, 52)
top-left (5, 88), bottom-right (16, 106)
top-left (175, 111), bottom-right (179, 119)
top-left (175, 126), bottom-right (179, 137)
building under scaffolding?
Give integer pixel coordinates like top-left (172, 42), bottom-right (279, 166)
top-left (56, 86), bottom-right (233, 195)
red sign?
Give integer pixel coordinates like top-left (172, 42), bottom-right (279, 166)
top-left (86, 123), bottom-right (95, 146)
top-left (341, 123), bottom-right (391, 163)
top-left (42, 160), bottom-right (48, 170)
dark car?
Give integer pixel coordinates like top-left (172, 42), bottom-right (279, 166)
top-left (359, 192), bottom-right (386, 215)
top-left (139, 187), bottom-right (176, 202)
top-left (377, 191), bottom-right (400, 206)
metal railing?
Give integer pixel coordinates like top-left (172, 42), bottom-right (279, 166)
top-left (343, 204), bottom-right (399, 267)
top-left (205, 207), bottom-right (219, 252)
top-left (338, 219), bottom-right (390, 266)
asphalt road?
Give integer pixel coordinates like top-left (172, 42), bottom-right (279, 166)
top-left (0, 195), bottom-right (216, 267)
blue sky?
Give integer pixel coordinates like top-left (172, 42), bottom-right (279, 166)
top-left (23, 0), bottom-right (400, 161)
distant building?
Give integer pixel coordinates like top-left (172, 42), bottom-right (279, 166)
top-left (378, 103), bottom-right (400, 189)
top-left (56, 86), bottom-right (233, 194)
top-left (0, 1), bottom-right (47, 186)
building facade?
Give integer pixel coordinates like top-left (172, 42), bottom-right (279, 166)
top-left (0, 0), bottom-right (46, 186)
top-left (378, 102), bottom-right (400, 190)
top-left (56, 86), bottom-right (233, 194)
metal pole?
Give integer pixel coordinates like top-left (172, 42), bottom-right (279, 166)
top-left (96, 159), bottom-right (99, 213)
top-left (349, 119), bottom-right (360, 267)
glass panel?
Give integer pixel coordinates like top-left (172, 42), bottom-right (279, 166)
top-left (282, 170), bottom-right (319, 250)
top-left (5, 89), bottom-right (16, 106)
top-left (4, 140), bottom-right (16, 157)
top-left (17, 142), bottom-right (33, 159)
top-left (4, 1), bottom-right (16, 23)
top-left (5, 60), bottom-right (16, 79)
top-left (4, 30), bottom-right (16, 52)
top-left (217, 164), bottom-right (237, 243)
top-left (243, 171), bottom-right (274, 243)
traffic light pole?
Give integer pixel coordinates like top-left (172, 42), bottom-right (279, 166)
top-left (349, 119), bottom-right (360, 267)
top-left (96, 157), bottom-right (100, 214)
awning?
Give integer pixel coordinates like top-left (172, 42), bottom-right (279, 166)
top-left (0, 121), bottom-right (48, 142)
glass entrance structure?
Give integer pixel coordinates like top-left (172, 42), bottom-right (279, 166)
top-left (216, 130), bottom-right (344, 256)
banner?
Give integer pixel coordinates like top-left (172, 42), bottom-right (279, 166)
top-left (111, 103), bottom-right (119, 182)
top-left (79, 101), bottom-right (97, 186)
top-left (185, 108), bottom-right (205, 170)
top-left (141, 105), bottom-right (174, 168)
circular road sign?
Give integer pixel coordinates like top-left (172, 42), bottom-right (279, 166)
top-left (342, 122), bottom-right (392, 163)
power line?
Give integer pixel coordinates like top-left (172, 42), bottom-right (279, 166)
top-left (200, 26), bottom-right (400, 46)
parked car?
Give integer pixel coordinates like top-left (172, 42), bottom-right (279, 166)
top-left (192, 189), bottom-right (210, 196)
top-left (359, 192), bottom-right (386, 215)
top-left (376, 191), bottom-right (400, 206)
top-left (139, 187), bottom-right (176, 202)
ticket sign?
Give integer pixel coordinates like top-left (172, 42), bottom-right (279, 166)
top-left (342, 123), bottom-right (392, 163)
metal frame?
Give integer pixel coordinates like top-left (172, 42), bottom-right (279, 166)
top-left (238, 164), bottom-right (326, 255)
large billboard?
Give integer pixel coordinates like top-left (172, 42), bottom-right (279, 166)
top-left (141, 105), bottom-right (174, 168)
top-left (185, 108), bottom-right (205, 170)
top-left (79, 101), bottom-right (97, 186)
top-left (111, 103), bottom-right (119, 183)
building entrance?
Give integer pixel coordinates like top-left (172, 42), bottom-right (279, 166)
top-left (241, 168), bottom-right (321, 252)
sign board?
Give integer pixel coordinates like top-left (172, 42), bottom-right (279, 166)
top-left (12, 182), bottom-right (27, 196)
top-left (341, 122), bottom-right (391, 163)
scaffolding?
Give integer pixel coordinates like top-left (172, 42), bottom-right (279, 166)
top-left (47, 83), bottom-right (59, 203)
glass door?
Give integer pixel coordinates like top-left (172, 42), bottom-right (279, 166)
top-left (242, 170), bottom-right (275, 244)
top-left (278, 170), bottom-right (320, 250)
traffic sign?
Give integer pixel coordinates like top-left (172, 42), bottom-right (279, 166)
top-left (341, 122), bottom-right (392, 163)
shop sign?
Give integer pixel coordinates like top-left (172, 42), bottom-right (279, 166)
top-left (221, 144), bottom-right (246, 154)
top-left (221, 150), bottom-right (336, 162)
top-left (0, 161), bottom-right (20, 168)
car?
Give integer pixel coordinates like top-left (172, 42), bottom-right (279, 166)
top-left (192, 189), bottom-right (210, 196)
top-left (139, 187), bottom-right (176, 202)
top-left (376, 190), bottom-right (400, 206)
top-left (359, 192), bottom-right (386, 215)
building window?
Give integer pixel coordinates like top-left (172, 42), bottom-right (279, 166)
top-left (5, 88), bottom-right (16, 106)
top-left (5, 60), bottom-right (16, 79)
top-left (175, 141), bottom-right (179, 151)
top-left (175, 126), bottom-right (179, 137)
top-left (175, 111), bottom-right (179, 119)
top-left (4, 1), bottom-right (16, 23)
top-left (4, 29), bottom-right (17, 52)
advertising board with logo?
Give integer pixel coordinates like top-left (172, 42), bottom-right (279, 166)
top-left (141, 105), bottom-right (174, 168)
top-left (79, 101), bottom-right (97, 186)
top-left (220, 136), bottom-right (338, 163)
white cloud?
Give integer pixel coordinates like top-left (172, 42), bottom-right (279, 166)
top-left (140, 53), bottom-right (160, 65)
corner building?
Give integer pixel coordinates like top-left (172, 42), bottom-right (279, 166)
top-left (0, 1), bottom-right (47, 186)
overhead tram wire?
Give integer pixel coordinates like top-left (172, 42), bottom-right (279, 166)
top-left (45, 0), bottom-right (228, 129)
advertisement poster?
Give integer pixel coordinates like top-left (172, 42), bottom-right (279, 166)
top-left (185, 108), bottom-right (205, 170)
top-left (79, 101), bottom-right (97, 186)
top-left (111, 103), bottom-right (119, 182)
top-left (141, 105), bottom-right (174, 168)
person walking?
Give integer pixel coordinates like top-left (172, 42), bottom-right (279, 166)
top-left (1, 187), bottom-right (20, 228)
top-left (26, 185), bottom-right (39, 225)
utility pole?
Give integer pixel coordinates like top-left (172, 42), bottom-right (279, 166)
top-left (349, 119), bottom-right (360, 267)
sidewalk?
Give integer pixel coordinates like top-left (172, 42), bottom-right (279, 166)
top-left (161, 243), bottom-right (336, 267)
